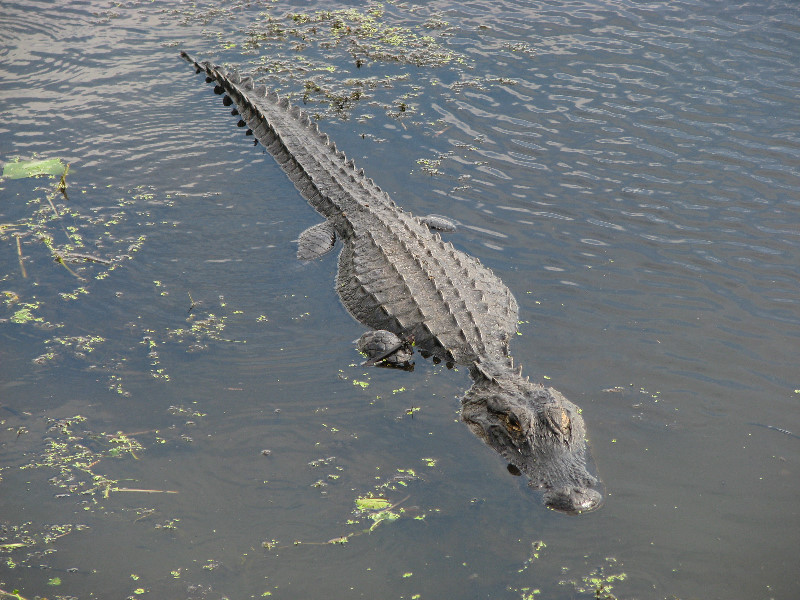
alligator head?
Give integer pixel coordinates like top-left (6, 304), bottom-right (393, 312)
top-left (462, 361), bottom-right (602, 514)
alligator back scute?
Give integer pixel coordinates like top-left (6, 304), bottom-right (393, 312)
top-left (182, 53), bottom-right (395, 221)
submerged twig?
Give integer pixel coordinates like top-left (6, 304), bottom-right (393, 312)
top-left (263, 494), bottom-right (413, 549)
top-left (0, 588), bottom-right (31, 600)
top-left (53, 253), bottom-right (86, 281)
top-left (14, 234), bottom-right (27, 278)
top-left (188, 291), bottom-right (200, 313)
top-left (63, 252), bottom-right (112, 265)
top-left (115, 488), bottom-right (179, 494)
top-left (45, 192), bottom-right (59, 216)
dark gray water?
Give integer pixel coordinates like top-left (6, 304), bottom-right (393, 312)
top-left (2, 0), bottom-right (798, 598)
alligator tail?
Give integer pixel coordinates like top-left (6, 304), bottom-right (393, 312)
top-left (180, 51), bottom-right (394, 219)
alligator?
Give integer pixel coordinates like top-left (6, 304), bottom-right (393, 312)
top-left (181, 51), bottom-right (602, 514)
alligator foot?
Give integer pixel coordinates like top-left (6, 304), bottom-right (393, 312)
top-left (297, 220), bottom-right (336, 261)
top-left (420, 214), bottom-right (456, 232)
top-left (357, 330), bottom-right (414, 369)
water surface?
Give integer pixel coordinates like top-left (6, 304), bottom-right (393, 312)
top-left (1, 0), bottom-right (798, 598)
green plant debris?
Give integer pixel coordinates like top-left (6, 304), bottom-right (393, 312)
top-left (327, 535), bottom-right (350, 545)
top-left (559, 559), bottom-right (628, 600)
top-left (167, 307), bottom-right (244, 347)
top-left (43, 334), bottom-right (106, 360)
top-left (368, 509), bottom-right (401, 530)
top-left (262, 466), bottom-right (438, 549)
top-left (15, 413), bottom-right (189, 504)
top-left (415, 151), bottom-right (453, 176)
top-left (2, 157), bottom-right (66, 180)
top-left (227, 3), bottom-right (470, 121)
top-left (280, 7), bottom-right (462, 69)
top-left (353, 495), bottom-right (404, 532)
top-left (518, 540), bottom-right (546, 573)
top-left (167, 405), bottom-right (208, 420)
top-left (10, 304), bottom-right (42, 324)
top-left (0, 521), bottom-right (89, 572)
top-left (57, 163), bottom-right (70, 194)
top-left (1, 178), bottom-right (167, 384)
top-left (355, 496), bottom-right (391, 511)
top-left (203, 559), bottom-right (221, 571)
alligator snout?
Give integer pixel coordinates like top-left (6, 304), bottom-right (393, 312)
top-left (543, 485), bottom-right (603, 515)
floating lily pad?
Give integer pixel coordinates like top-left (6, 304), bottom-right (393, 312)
top-left (2, 158), bottom-right (66, 180)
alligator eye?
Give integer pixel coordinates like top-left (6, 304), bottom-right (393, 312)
top-left (544, 405), bottom-right (570, 438)
top-left (560, 408), bottom-right (570, 433)
top-left (505, 413), bottom-right (522, 433)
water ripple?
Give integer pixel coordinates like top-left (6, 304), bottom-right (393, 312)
top-left (429, 0), bottom-right (800, 350)
top-left (2, 1), bottom-right (798, 597)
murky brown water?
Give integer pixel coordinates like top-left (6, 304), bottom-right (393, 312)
top-left (2, 0), bottom-right (799, 598)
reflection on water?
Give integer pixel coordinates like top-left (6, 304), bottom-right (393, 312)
top-left (1, 0), bottom-right (798, 598)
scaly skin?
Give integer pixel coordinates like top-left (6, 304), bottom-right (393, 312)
top-left (182, 52), bottom-right (602, 513)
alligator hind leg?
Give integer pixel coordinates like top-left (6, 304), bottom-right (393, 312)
top-left (297, 220), bottom-right (336, 260)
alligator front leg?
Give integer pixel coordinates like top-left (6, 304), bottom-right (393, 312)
top-left (297, 220), bottom-right (336, 260)
top-left (420, 214), bottom-right (456, 232)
